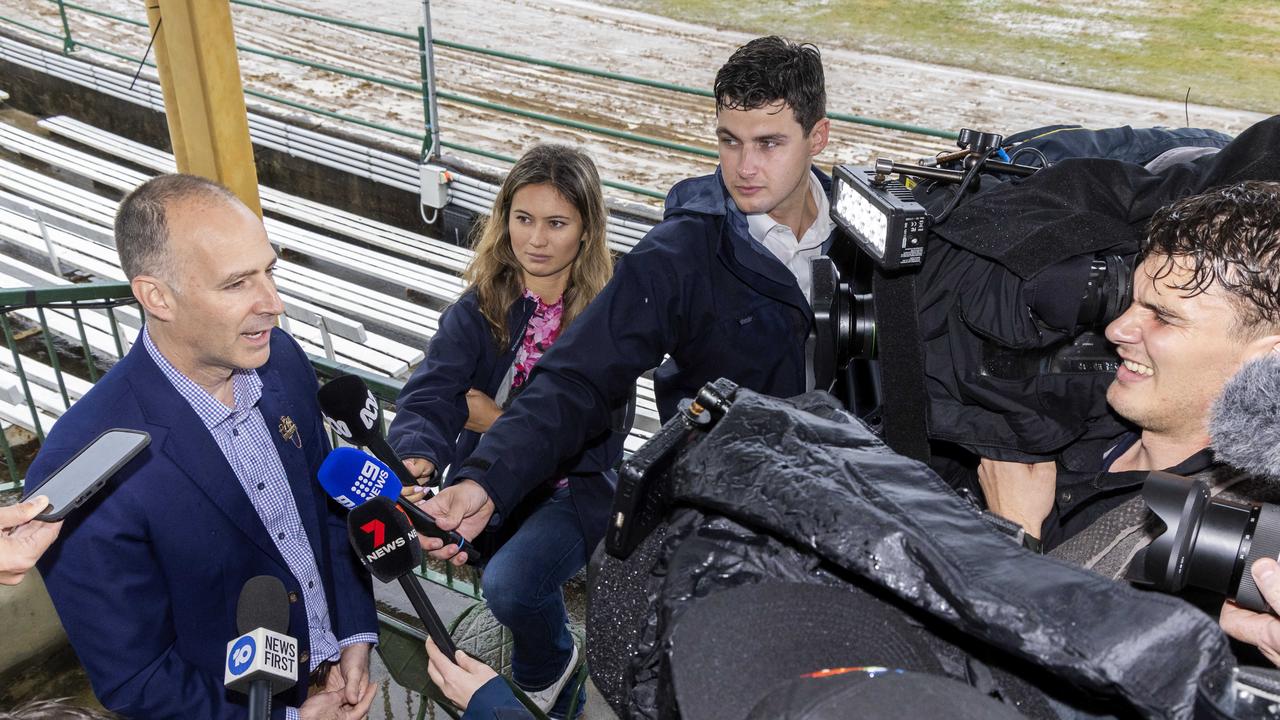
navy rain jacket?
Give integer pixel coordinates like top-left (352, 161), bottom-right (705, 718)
top-left (388, 291), bottom-right (630, 550)
top-left (450, 168), bottom-right (837, 529)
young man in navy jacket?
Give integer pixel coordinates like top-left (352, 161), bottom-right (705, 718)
top-left (415, 36), bottom-right (839, 566)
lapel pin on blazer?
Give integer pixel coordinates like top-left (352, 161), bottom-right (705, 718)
top-left (279, 416), bottom-right (302, 448)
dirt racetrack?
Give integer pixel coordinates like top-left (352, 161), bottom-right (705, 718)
top-left (0, 0), bottom-right (1269, 206)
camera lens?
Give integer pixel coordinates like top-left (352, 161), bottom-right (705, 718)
top-left (1076, 255), bottom-right (1134, 331)
top-left (1128, 471), bottom-right (1280, 613)
top-left (812, 257), bottom-right (877, 391)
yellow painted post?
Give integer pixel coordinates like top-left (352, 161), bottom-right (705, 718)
top-left (143, 0), bottom-right (262, 216)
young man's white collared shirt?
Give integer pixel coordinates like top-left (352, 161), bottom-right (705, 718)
top-left (745, 170), bottom-right (833, 306)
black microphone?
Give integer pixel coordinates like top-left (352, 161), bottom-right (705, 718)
top-left (225, 576), bottom-right (298, 720)
top-left (318, 447), bottom-right (481, 564)
top-left (317, 374), bottom-right (426, 488)
top-left (347, 497), bottom-right (458, 658)
top-left (1211, 352), bottom-right (1280, 481)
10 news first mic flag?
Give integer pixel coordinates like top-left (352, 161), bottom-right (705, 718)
top-left (225, 627), bottom-right (299, 694)
top-left (225, 575), bottom-right (298, 718)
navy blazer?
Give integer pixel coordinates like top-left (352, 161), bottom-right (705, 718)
top-left (28, 329), bottom-right (377, 719)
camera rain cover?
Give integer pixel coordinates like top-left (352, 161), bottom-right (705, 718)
top-left (907, 117), bottom-right (1280, 459)
top-left (594, 388), bottom-right (1235, 719)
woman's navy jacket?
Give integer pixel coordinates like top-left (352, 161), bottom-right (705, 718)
top-left (388, 290), bottom-right (630, 549)
top-left (448, 168), bottom-right (837, 532)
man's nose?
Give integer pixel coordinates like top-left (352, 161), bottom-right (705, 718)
top-left (1104, 305), bottom-right (1139, 345)
top-left (258, 280), bottom-right (285, 317)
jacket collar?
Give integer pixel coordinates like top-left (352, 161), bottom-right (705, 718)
top-left (666, 167), bottom-right (833, 316)
top-left (124, 332), bottom-right (306, 570)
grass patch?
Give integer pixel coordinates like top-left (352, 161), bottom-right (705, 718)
top-left (598, 0), bottom-right (1279, 113)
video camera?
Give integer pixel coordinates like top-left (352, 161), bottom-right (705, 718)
top-left (812, 127), bottom-right (1144, 461)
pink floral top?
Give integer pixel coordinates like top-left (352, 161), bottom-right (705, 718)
top-left (512, 289), bottom-right (565, 391)
top-left (512, 289), bottom-right (567, 488)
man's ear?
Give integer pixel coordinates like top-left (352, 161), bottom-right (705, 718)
top-left (131, 274), bottom-right (174, 321)
top-left (807, 117), bottom-right (830, 158)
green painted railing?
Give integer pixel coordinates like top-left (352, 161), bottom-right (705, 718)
top-left (1, 0), bottom-right (954, 202)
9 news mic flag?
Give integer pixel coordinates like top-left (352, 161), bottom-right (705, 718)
top-left (318, 446), bottom-right (480, 563)
top-left (347, 497), bottom-right (458, 657)
top-left (317, 374), bottom-right (421, 487)
top-left (226, 576), bottom-right (298, 720)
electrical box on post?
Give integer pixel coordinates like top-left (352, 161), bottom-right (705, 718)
top-left (419, 164), bottom-right (453, 209)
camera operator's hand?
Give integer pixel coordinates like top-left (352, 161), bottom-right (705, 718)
top-left (977, 459), bottom-right (1056, 539)
top-left (1220, 558), bottom-right (1280, 666)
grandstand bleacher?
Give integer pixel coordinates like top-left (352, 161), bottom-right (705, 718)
top-left (0, 116), bottom-right (659, 452)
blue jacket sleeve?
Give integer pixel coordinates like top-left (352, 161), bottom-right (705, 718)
top-left (389, 299), bottom-right (490, 471)
top-left (452, 236), bottom-right (689, 522)
top-left (462, 676), bottom-right (535, 720)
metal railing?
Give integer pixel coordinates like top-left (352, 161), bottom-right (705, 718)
top-left (0, 281), bottom-right (481, 599)
top-left (0, 0), bottom-right (953, 202)
top-left (0, 281), bottom-right (134, 487)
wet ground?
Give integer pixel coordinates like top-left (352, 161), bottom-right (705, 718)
top-left (0, 0), bottom-right (1267, 205)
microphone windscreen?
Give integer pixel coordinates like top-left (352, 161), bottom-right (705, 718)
top-left (347, 497), bottom-right (422, 583)
top-left (235, 575), bottom-right (290, 635)
top-left (1211, 352), bottom-right (1280, 481)
top-left (318, 447), bottom-right (399, 510)
top-left (317, 374), bottom-right (381, 444)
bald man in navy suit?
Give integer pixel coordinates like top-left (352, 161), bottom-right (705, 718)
top-left (28, 175), bottom-right (378, 719)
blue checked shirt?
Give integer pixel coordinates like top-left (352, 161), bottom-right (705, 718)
top-left (144, 329), bottom-right (376, 713)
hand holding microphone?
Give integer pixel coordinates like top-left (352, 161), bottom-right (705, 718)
top-left (318, 447), bottom-right (481, 564)
top-left (401, 458), bottom-right (436, 504)
top-left (317, 374), bottom-right (436, 489)
top-left (347, 496), bottom-right (458, 659)
top-left (420, 481), bottom-right (495, 567)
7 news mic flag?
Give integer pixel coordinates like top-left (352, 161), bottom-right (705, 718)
top-left (319, 446), bottom-right (480, 563)
top-left (226, 576), bottom-right (298, 720)
top-left (347, 497), bottom-right (458, 657)
top-left (317, 374), bottom-right (423, 488)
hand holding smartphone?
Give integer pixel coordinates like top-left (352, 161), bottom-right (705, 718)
top-left (0, 495), bottom-right (63, 585)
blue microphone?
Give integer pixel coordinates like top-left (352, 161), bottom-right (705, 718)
top-left (318, 447), bottom-right (481, 563)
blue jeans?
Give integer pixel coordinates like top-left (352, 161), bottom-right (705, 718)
top-left (481, 485), bottom-right (586, 690)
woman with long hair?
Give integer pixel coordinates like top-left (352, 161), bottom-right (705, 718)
top-left (389, 144), bottom-right (628, 718)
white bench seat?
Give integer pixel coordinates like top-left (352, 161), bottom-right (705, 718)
top-left (0, 126), bottom-right (468, 303)
top-left (38, 116), bottom-right (477, 273)
top-left (0, 203), bottom-right (415, 377)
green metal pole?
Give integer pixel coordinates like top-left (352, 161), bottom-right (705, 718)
top-left (54, 0), bottom-right (75, 54)
top-left (35, 308), bottom-right (71, 409)
top-left (418, 1), bottom-right (441, 162)
top-left (106, 307), bottom-right (127, 359)
top-left (71, 306), bottom-right (98, 382)
top-left (2, 314), bottom-right (44, 442)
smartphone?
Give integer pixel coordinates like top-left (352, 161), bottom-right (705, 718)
top-left (605, 413), bottom-right (700, 560)
top-left (26, 428), bottom-right (151, 521)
